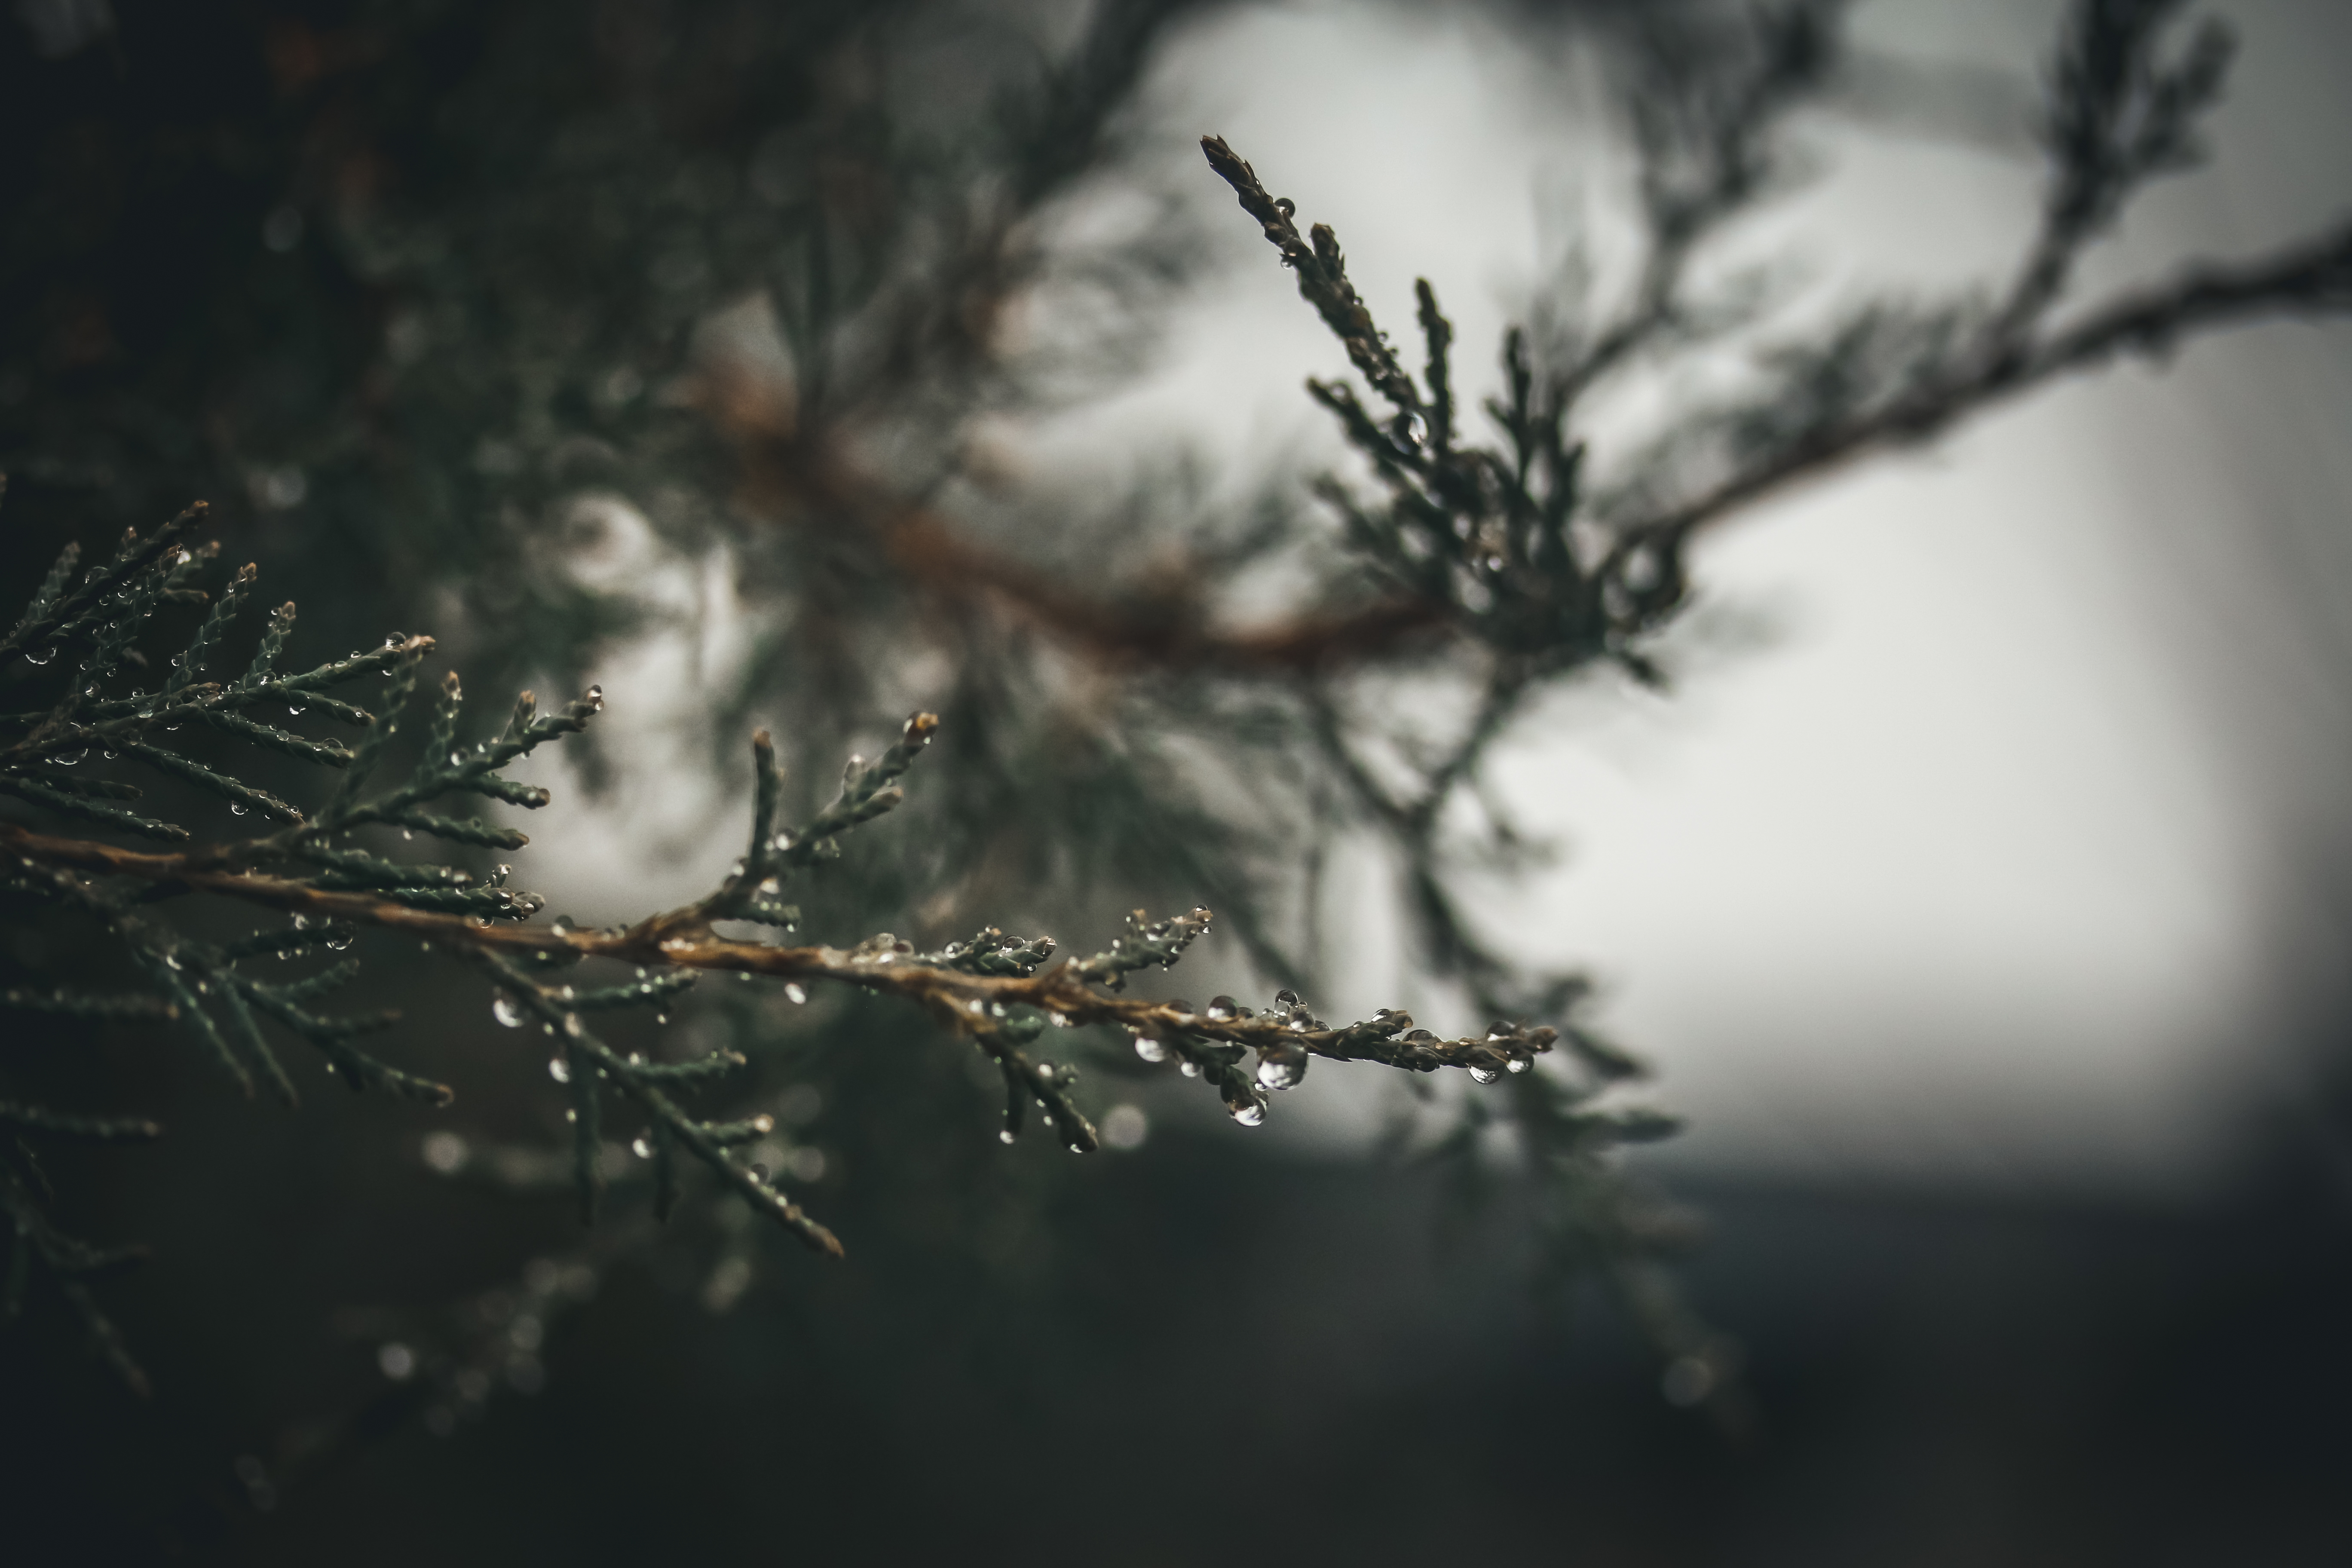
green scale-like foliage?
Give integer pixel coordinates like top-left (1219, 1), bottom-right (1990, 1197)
top-left (0, 501), bottom-right (1681, 1393)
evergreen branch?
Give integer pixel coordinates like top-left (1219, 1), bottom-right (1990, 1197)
top-left (0, 1176), bottom-right (151, 1396)
top-left (0, 987), bottom-right (178, 1022)
top-left (116, 739), bottom-right (302, 824)
top-left (0, 773), bottom-right (188, 841)
top-left (239, 600), bottom-right (298, 689)
top-left (0, 819), bottom-right (1569, 1085)
top-left (189, 708), bottom-right (355, 767)
top-left (0, 503), bottom-right (206, 667)
top-left (0, 1102), bottom-right (162, 1141)
top-left (1644, 219), bottom-right (2352, 542)
top-left (230, 972), bottom-right (446, 1106)
top-left (460, 947), bottom-right (838, 1255)
top-left (211, 975), bottom-right (300, 1108)
top-left (162, 561), bottom-right (256, 698)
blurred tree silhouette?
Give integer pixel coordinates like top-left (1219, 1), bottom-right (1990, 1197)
top-left (4, 0), bottom-right (2350, 1554)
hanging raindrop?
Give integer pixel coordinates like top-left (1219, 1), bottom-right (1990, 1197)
top-left (547, 1056), bottom-right (571, 1083)
top-left (784, 983), bottom-right (807, 1004)
top-left (492, 992), bottom-right (526, 1028)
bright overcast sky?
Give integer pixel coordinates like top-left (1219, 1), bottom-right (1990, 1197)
top-left (1026, 0), bottom-right (2352, 1194)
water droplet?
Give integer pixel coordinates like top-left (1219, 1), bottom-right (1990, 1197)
top-left (631, 1135), bottom-right (654, 1159)
top-left (448, 751), bottom-right (465, 768)
top-left (55, 750), bottom-right (85, 766)
top-left (1469, 1065), bottom-right (1501, 1085)
top-left (1179, 1061), bottom-right (1200, 1079)
top-left (1206, 995), bottom-right (1237, 1020)
top-left (547, 1056), bottom-right (571, 1083)
top-left (162, 953), bottom-right (181, 971)
top-left (229, 802), bottom-right (248, 816)
top-left (747, 1161), bottom-right (768, 1182)
top-left (1274, 988), bottom-right (1301, 1010)
top-left (401, 829), bottom-right (413, 842)
top-left (24, 647), bottom-right (54, 665)
top-left (561, 1014), bottom-right (583, 1038)
top-left (1256, 1055), bottom-right (1305, 1091)
top-left (1133, 1035), bottom-right (1167, 1064)
top-left (492, 992), bottom-right (526, 1028)
top-left (757, 875), bottom-right (781, 895)
top-left (998, 1129), bottom-right (1017, 1145)
top-left (326, 930), bottom-right (352, 951)
top-left (1404, 412), bottom-right (1429, 447)
top-left (1507, 1057), bottom-right (1530, 1074)
top-left (1047, 1012), bottom-right (1070, 1028)
top-left (653, 1012), bottom-right (668, 1026)
top-left (1228, 1099), bottom-right (1266, 1128)
top-left (378, 1342), bottom-right (416, 1381)
top-left (784, 983), bottom-right (807, 1004)
top-left (584, 685), bottom-right (603, 710)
